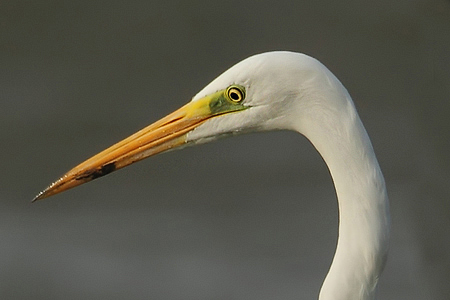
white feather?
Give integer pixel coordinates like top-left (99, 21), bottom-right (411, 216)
top-left (188, 51), bottom-right (390, 300)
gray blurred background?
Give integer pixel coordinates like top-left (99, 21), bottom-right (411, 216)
top-left (2, 0), bottom-right (449, 299)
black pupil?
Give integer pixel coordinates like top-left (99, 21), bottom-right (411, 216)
top-left (230, 90), bottom-right (240, 101)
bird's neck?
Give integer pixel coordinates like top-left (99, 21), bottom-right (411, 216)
top-left (293, 91), bottom-right (390, 300)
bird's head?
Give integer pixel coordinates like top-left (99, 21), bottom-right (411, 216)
top-left (33, 51), bottom-right (330, 201)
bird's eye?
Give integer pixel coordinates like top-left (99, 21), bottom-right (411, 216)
top-left (226, 85), bottom-right (245, 103)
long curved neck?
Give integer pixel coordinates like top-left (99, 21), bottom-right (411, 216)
top-left (292, 82), bottom-right (390, 299)
top-left (318, 115), bottom-right (389, 300)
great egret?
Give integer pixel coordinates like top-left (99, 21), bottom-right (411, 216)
top-left (34, 51), bottom-right (390, 300)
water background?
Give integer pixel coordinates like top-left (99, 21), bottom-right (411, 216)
top-left (1, 0), bottom-right (449, 299)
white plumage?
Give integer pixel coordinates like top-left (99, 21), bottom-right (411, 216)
top-left (35, 51), bottom-right (390, 300)
top-left (189, 52), bottom-right (390, 299)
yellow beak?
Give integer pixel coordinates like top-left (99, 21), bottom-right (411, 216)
top-left (33, 87), bottom-right (246, 202)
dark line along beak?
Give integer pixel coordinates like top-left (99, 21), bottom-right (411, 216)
top-left (33, 89), bottom-right (246, 202)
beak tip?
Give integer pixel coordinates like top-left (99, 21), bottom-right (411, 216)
top-left (32, 176), bottom-right (66, 203)
top-left (32, 189), bottom-right (50, 203)
top-left (31, 193), bottom-right (43, 203)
